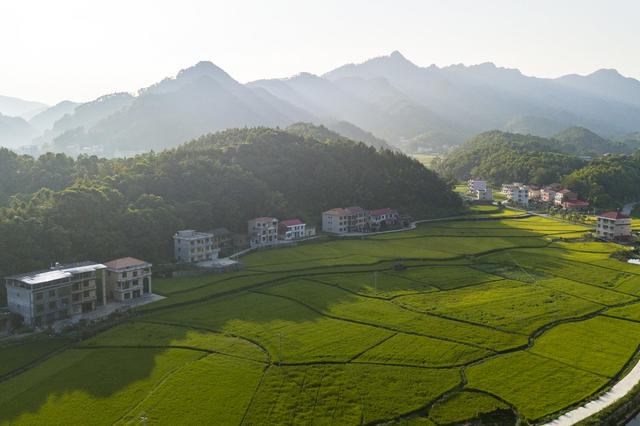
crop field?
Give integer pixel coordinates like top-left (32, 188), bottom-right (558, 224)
top-left (2, 214), bottom-right (640, 425)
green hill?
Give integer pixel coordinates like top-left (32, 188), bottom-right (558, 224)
top-left (0, 126), bottom-right (461, 279)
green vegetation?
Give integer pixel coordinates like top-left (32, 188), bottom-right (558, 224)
top-left (2, 215), bottom-right (640, 424)
top-left (0, 126), bottom-right (461, 287)
top-left (0, 336), bottom-right (72, 377)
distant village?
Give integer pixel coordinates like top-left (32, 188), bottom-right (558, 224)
top-left (467, 178), bottom-right (632, 241)
top-left (2, 206), bottom-right (409, 329)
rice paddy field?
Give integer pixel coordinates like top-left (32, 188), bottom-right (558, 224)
top-left (2, 215), bottom-right (640, 425)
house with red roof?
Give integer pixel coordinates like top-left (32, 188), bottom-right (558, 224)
top-left (370, 208), bottom-right (399, 230)
top-left (554, 189), bottom-right (577, 206)
top-left (279, 219), bottom-right (306, 240)
top-left (104, 257), bottom-right (152, 302)
top-left (596, 212), bottom-right (631, 240)
top-left (563, 200), bottom-right (589, 211)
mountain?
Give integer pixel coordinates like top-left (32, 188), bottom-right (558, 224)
top-left (4, 53), bottom-right (640, 156)
top-left (324, 121), bottom-right (396, 151)
top-left (28, 101), bottom-right (79, 133)
top-left (0, 114), bottom-right (38, 149)
top-left (285, 122), bottom-right (397, 151)
top-left (0, 95), bottom-right (48, 119)
top-left (552, 126), bottom-right (627, 156)
top-left (50, 62), bottom-right (314, 156)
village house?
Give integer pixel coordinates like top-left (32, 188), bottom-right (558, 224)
top-left (502, 183), bottom-right (529, 206)
top-left (540, 188), bottom-right (557, 203)
top-left (370, 208), bottom-right (399, 230)
top-left (4, 262), bottom-right (106, 326)
top-left (279, 219), bottom-right (307, 240)
top-left (248, 217), bottom-right (279, 247)
top-left (346, 206), bottom-right (369, 232)
top-left (104, 257), bottom-right (152, 302)
top-left (322, 208), bottom-right (351, 234)
top-left (305, 226), bottom-right (317, 238)
top-left (475, 188), bottom-right (493, 202)
top-left (467, 179), bottom-right (487, 193)
top-left (554, 189), bottom-right (577, 206)
top-left (596, 212), bottom-right (632, 240)
top-left (528, 186), bottom-right (541, 201)
top-left (563, 200), bottom-right (589, 211)
top-left (173, 230), bottom-right (220, 263)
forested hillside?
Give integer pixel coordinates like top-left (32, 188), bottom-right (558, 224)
top-left (0, 126), bottom-right (461, 284)
top-left (434, 131), bottom-right (585, 186)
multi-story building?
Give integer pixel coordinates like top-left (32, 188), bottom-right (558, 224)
top-left (528, 187), bottom-right (541, 201)
top-left (248, 217), bottom-right (279, 247)
top-left (502, 183), bottom-right (529, 205)
top-left (104, 257), bottom-right (152, 302)
top-left (322, 208), bottom-right (351, 234)
top-left (475, 188), bottom-right (493, 202)
top-left (554, 189), bottom-right (577, 206)
top-left (279, 219), bottom-right (307, 240)
top-left (4, 262), bottom-right (106, 326)
top-left (596, 212), bottom-right (632, 240)
top-left (173, 230), bottom-right (219, 263)
top-left (468, 179), bottom-right (487, 193)
top-left (346, 206), bottom-right (369, 232)
top-left (370, 208), bottom-right (398, 230)
top-left (541, 188), bottom-right (556, 203)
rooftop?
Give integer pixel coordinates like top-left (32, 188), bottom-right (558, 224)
top-left (281, 219), bottom-right (303, 227)
top-left (371, 208), bottom-right (394, 216)
top-left (324, 208), bottom-right (350, 216)
top-left (210, 227), bottom-right (231, 236)
top-left (598, 211), bottom-right (629, 220)
top-left (248, 217), bottom-right (277, 222)
top-left (104, 257), bottom-right (151, 270)
top-left (558, 189), bottom-right (573, 194)
top-left (346, 206), bottom-right (366, 214)
top-left (174, 229), bottom-right (213, 239)
top-left (6, 261), bottom-right (106, 286)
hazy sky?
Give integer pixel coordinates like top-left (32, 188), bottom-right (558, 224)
top-left (2, 0), bottom-right (639, 105)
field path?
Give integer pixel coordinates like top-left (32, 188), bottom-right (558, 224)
top-left (544, 350), bottom-right (640, 425)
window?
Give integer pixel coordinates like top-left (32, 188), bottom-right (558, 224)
top-left (49, 290), bottom-right (56, 297)
top-left (122, 272), bottom-right (127, 278)
top-left (72, 294), bottom-right (80, 302)
top-left (36, 293), bottom-right (44, 300)
top-left (49, 301), bottom-right (56, 309)
top-left (84, 291), bottom-right (90, 297)
top-left (36, 304), bottom-right (44, 313)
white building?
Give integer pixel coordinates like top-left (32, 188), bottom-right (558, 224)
top-left (476, 188), bottom-right (493, 201)
top-left (596, 212), bottom-right (632, 240)
top-left (104, 257), bottom-right (152, 302)
top-left (468, 179), bottom-right (487, 193)
top-left (279, 219), bottom-right (306, 240)
top-left (4, 262), bottom-right (106, 326)
top-left (370, 208), bottom-right (398, 230)
top-left (322, 208), bottom-right (351, 234)
top-left (248, 217), bottom-right (279, 247)
top-left (173, 230), bottom-right (219, 263)
top-left (502, 183), bottom-right (529, 205)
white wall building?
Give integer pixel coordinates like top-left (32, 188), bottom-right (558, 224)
top-left (468, 179), bottom-right (487, 193)
top-left (248, 217), bottom-right (279, 247)
top-left (476, 188), bottom-right (493, 201)
top-left (502, 183), bottom-right (529, 205)
top-left (173, 230), bottom-right (219, 263)
top-left (104, 257), bottom-right (152, 302)
top-left (279, 219), bottom-right (306, 240)
top-left (596, 212), bottom-right (632, 240)
top-left (4, 262), bottom-right (106, 326)
top-left (322, 208), bottom-right (351, 234)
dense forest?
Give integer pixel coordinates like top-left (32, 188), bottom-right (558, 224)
top-left (436, 130), bottom-right (640, 209)
top-left (0, 125), bottom-right (461, 288)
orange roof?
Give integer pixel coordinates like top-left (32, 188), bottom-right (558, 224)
top-left (104, 257), bottom-right (151, 270)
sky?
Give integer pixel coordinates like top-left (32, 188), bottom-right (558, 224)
top-left (2, 0), bottom-right (639, 105)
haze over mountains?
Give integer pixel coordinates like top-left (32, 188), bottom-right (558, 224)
top-left (2, 51), bottom-right (640, 157)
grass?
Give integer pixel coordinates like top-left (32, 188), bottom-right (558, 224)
top-left (3, 215), bottom-right (640, 424)
top-left (411, 154), bottom-right (437, 167)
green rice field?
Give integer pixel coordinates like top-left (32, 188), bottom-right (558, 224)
top-left (1, 215), bottom-right (640, 424)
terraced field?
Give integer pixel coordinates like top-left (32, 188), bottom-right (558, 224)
top-left (1, 215), bottom-right (640, 425)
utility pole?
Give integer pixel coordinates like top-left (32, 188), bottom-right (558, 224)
top-left (279, 332), bottom-right (282, 367)
top-left (140, 415), bottom-right (147, 426)
top-left (374, 272), bottom-right (377, 293)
